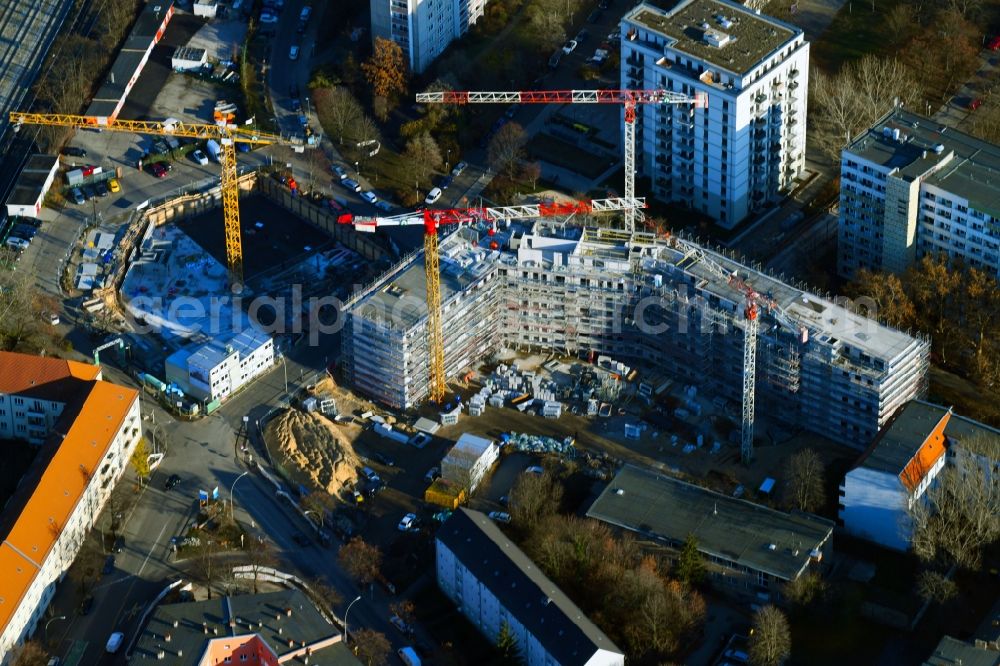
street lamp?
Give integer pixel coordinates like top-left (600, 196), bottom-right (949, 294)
top-left (230, 471), bottom-right (250, 520)
top-left (446, 148), bottom-right (451, 173)
top-left (303, 510), bottom-right (323, 530)
top-left (44, 615), bottom-right (67, 643)
top-left (344, 595), bottom-right (362, 645)
top-left (354, 161), bottom-right (360, 180)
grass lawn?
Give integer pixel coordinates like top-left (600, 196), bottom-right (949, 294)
top-left (810, 0), bottom-right (907, 72)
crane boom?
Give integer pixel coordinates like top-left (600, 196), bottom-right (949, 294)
top-left (416, 89), bottom-right (706, 233)
top-left (10, 112), bottom-right (301, 285)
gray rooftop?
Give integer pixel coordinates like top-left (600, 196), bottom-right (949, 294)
top-left (626, 0), bottom-right (800, 74)
top-left (437, 508), bottom-right (623, 664)
top-left (846, 107), bottom-right (1000, 218)
top-left (587, 465), bottom-right (834, 581)
top-left (6, 154), bottom-right (58, 207)
top-left (130, 589), bottom-right (355, 665)
top-left (854, 401), bottom-right (950, 476)
top-left (923, 636), bottom-right (1000, 666)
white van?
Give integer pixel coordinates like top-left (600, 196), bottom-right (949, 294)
top-left (397, 647), bottom-right (421, 666)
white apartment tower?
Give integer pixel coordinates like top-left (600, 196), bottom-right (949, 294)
top-left (838, 107), bottom-right (1000, 279)
top-left (370, 0), bottom-right (489, 74)
top-left (621, 0), bottom-right (809, 228)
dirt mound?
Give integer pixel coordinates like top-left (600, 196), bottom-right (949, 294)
top-left (265, 408), bottom-right (361, 495)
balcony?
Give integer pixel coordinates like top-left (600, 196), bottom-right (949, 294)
top-left (790, 68), bottom-right (800, 78)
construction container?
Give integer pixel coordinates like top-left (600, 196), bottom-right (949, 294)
top-left (424, 479), bottom-right (466, 510)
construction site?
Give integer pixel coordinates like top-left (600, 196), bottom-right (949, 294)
top-left (341, 217), bottom-right (931, 452)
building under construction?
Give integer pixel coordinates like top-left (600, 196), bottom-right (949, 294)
top-left (341, 223), bottom-right (930, 447)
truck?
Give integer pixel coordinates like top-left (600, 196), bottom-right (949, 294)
top-left (205, 139), bottom-right (221, 163)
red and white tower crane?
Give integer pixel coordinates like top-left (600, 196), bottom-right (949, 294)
top-left (416, 89), bottom-right (708, 234)
top-left (343, 197), bottom-right (646, 403)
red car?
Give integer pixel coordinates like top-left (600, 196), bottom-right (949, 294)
top-left (148, 162), bottom-right (168, 178)
top-left (988, 36), bottom-right (1000, 51)
top-left (970, 98), bottom-right (984, 111)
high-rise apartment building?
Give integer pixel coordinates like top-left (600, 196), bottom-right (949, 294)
top-left (342, 222), bottom-right (930, 448)
top-left (838, 107), bottom-right (1000, 279)
top-left (370, 0), bottom-right (488, 74)
top-left (621, 0), bottom-right (809, 228)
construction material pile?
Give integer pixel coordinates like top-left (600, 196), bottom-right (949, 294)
top-left (264, 408), bottom-right (361, 495)
top-left (503, 432), bottom-right (577, 457)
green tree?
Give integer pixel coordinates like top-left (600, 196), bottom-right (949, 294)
top-left (129, 438), bottom-right (151, 484)
top-left (496, 620), bottom-right (522, 663)
top-left (675, 534), bottom-right (706, 586)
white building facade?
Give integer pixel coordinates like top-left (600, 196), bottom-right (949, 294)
top-left (0, 354), bottom-right (142, 660)
top-left (437, 509), bottom-right (624, 666)
top-left (166, 328), bottom-right (274, 403)
top-left (621, 0), bottom-right (809, 229)
top-left (441, 433), bottom-right (498, 492)
top-left (370, 0), bottom-right (489, 74)
top-left (839, 108), bottom-right (1000, 279)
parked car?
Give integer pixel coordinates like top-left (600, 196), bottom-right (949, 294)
top-left (361, 466), bottom-right (380, 482)
top-left (82, 184), bottom-right (96, 199)
top-left (107, 178), bottom-right (120, 193)
top-left (989, 35), bottom-right (1000, 51)
top-left (390, 615), bottom-right (415, 636)
top-left (46, 312), bottom-right (60, 326)
top-left (192, 149), bottom-right (209, 165)
top-left (332, 165), bottom-right (347, 180)
top-left (5, 237), bottom-right (29, 251)
top-left (451, 161), bottom-right (467, 177)
top-left (970, 98), bottom-right (984, 111)
top-left (562, 39), bottom-right (578, 54)
top-left (587, 8), bottom-right (602, 22)
top-left (373, 452), bottom-right (394, 466)
top-left (575, 29), bottom-right (589, 43)
top-left (299, 5), bottom-right (312, 20)
top-left (525, 465), bottom-right (544, 475)
top-left (113, 536), bottom-right (124, 553)
top-left (102, 555), bottom-right (115, 575)
top-left (341, 178), bottom-right (361, 193)
top-left (260, 11), bottom-right (278, 23)
top-left (360, 191), bottom-right (378, 204)
top-left (424, 466), bottom-right (440, 482)
top-left (289, 45), bottom-right (300, 60)
top-left (397, 513), bottom-right (418, 532)
top-left (71, 187), bottom-right (85, 205)
top-left (164, 474), bottom-right (181, 490)
top-left (424, 187), bottom-right (442, 205)
top-left (724, 649), bottom-right (749, 664)
top-left (148, 162), bottom-right (168, 178)
top-left (437, 175), bottom-right (453, 189)
top-left (105, 632), bottom-right (124, 654)
top-left (62, 146), bottom-right (87, 158)
top-left (488, 511), bottom-right (511, 523)
top-left (95, 180), bottom-right (109, 197)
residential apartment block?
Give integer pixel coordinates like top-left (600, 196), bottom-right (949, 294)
top-left (437, 508), bottom-right (625, 666)
top-left (165, 326), bottom-right (274, 404)
top-left (588, 465), bottom-right (834, 601)
top-left (370, 0), bottom-right (488, 74)
top-left (621, 0), bottom-right (809, 228)
top-left (839, 400), bottom-right (1000, 551)
top-left (342, 222), bottom-right (930, 447)
top-left (838, 107), bottom-right (1000, 279)
top-left (0, 352), bottom-right (142, 660)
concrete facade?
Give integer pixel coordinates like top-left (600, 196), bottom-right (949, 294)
top-left (839, 108), bottom-right (1000, 279)
top-left (370, 0), bottom-right (489, 74)
top-left (343, 222), bottom-right (930, 448)
top-left (621, 0), bottom-right (809, 228)
top-left (165, 327), bottom-right (274, 404)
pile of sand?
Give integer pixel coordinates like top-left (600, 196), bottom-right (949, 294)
top-left (265, 408), bottom-right (362, 495)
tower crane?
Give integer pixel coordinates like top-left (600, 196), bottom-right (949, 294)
top-left (9, 112), bottom-right (303, 286)
top-left (415, 89), bottom-right (708, 234)
top-left (342, 196), bottom-right (647, 403)
top-left (665, 234), bottom-right (806, 463)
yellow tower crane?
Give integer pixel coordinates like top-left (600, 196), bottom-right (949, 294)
top-left (9, 112), bottom-right (303, 285)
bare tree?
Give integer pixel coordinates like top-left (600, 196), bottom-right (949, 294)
top-left (303, 576), bottom-right (343, 616)
top-left (338, 537), bottom-right (382, 585)
top-left (748, 605), bottom-right (791, 666)
top-left (389, 600), bottom-right (417, 625)
top-left (402, 132), bottom-right (443, 184)
top-left (509, 471), bottom-right (563, 528)
top-left (916, 570), bottom-right (959, 603)
top-left (785, 449), bottom-right (824, 512)
top-left (488, 122), bottom-right (528, 179)
top-left (353, 628), bottom-right (392, 666)
top-left (242, 536), bottom-right (277, 593)
top-left (315, 87), bottom-right (364, 145)
top-left (910, 463), bottom-right (1000, 570)
top-left (193, 540), bottom-right (221, 599)
top-left (526, 0), bottom-right (569, 51)
top-left (11, 641), bottom-right (49, 666)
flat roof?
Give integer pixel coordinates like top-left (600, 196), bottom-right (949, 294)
top-left (451, 433), bottom-right (494, 456)
top-left (133, 589), bottom-right (355, 664)
top-left (86, 50), bottom-right (148, 117)
top-left (854, 401), bottom-right (950, 476)
top-left (847, 108), bottom-right (1000, 217)
top-left (923, 636), bottom-right (1000, 666)
top-left (587, 465), bottom-right (834, 581)
top-left (437, 509), bottom-right (622, 664)
top-left (626, 0), bottom-right (800, 74)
